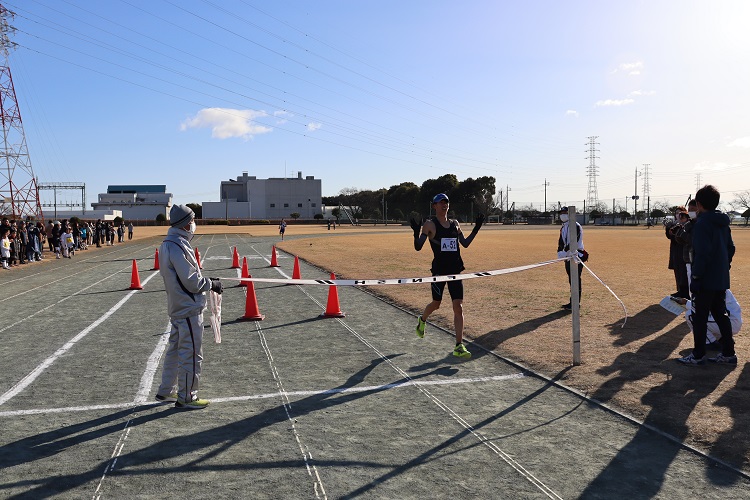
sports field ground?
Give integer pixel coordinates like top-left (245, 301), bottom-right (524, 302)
top-left (1, 224), bottom-right (748, 498)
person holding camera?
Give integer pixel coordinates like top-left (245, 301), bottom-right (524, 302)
top-left (665, 206), bottom-right (689, 300)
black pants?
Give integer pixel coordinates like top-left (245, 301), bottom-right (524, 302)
top-left (692, 289), bottom-right (734, 359)
top-left (565, 261), bottom-right (583, 304)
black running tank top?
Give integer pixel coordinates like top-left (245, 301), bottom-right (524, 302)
top-left (428, 216), bottom-right (465, 274)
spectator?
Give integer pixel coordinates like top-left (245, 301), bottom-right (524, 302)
top-left (128, 222), bottom-right (134, 240)
top-left (1, 227), bottom-right (10, 269)
top-left (666, 207), bottom-right (690, 299)
top-left (678, 185), bottom-right (736, 365)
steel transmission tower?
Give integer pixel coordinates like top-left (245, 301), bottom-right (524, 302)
top-left (585, 136), bottom-right (599, 211)
top-left (641, 164), bottom-right (651, 204)
top-left (0, 4), bottom-right (42, 220)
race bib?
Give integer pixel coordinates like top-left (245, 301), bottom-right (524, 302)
top-left (66, 236), bottom-right (74, 244)
top-left (440, 238), bottom-right (458, 252)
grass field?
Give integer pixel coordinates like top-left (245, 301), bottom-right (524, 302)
top-left (131, 222), bottom-right (750, 473)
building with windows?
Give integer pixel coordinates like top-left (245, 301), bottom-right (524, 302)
top-left (91, 185), bottom-right (172, 221)
top-left (203, 171), bottom-right (322, 220)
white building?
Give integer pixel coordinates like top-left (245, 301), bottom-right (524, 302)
top-left (203, 171), bottom-right (322, 220)
top-left (91, 185), bottom-right (172, 221)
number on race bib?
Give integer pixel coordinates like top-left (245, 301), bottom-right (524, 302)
top-left (440, 238), bottom-right (458, 252)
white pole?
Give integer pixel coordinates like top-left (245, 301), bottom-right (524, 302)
top-left (569, 205), bottom-right (581, 365)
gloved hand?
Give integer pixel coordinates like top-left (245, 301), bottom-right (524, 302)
top-left (409, 216), bottom-right (423, 238)
top-left (210, 278), bottom-right (223, 295)
top-left (473, 213), bottom-right (485, 232)
top-left (689, 278), bottom-right (700, 295)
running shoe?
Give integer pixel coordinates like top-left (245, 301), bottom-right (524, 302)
top-left (708, 354), bottom-right (738, 364)
top-left (453, 343), bottom-right (471, 359)
top-left (415, 316), bottom-right (426, 338)
top-left (175, 397), bottom-right (209, 410)
top-left (676, 353), bottom-right (705, 365)
top-left (155, 393), bottom-right (178, 403)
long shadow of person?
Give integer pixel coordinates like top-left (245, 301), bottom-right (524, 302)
top-left (0, 355), bottom-right (452, 498)
top-left (607, 303), bottom-right (680, 348)
top-left (591, 321), bottom-right (689, 404)
top-left (708, 361), bottom-right (750, 481)
top-left (468, 310), bottom-right (569, 361)
top-left (580, 364), bottom-right (735, 498)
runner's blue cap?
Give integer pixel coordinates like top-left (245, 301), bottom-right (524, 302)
top-left (432, 193), bottom-right (449, 204)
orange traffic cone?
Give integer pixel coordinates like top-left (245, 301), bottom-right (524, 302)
top-left (152, 248), bottom-right (160, 270)
top-left (321, 273), bottom-right (345, 318)
top-left (231, 246), bottom-right (240, 268)
top-left (194, 247), bottom-right (202, 269)
top-left (242, 275), bottom-right (265, 320)
top-left (240, 257), bottom-right (249, 287)
top-left (292, 255), bottom-right (301, 279)
top-left (270, 246), bottom-right (279, 267)
top-left (129, 259), bottom-right (143, 290)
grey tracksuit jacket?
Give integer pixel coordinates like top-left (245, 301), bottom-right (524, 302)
top-left (159, 226), bottom-right (212, 319)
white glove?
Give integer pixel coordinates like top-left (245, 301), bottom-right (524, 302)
top-left (557, 251), bottom-right (567, 259)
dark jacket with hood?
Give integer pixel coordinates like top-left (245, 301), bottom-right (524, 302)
top-left (691, 210), bottom-right (735, 291)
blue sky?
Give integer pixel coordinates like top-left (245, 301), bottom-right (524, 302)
top-left (6, 0), bottom-right (750, 211)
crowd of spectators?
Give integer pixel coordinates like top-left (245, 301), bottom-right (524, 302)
top-left (1, 217), bottom-right (131, 270)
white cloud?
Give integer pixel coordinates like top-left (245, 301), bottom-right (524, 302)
top-left (306, 122), bottom-right (322, 131)
top-left (595, 98), bottom-right (635, 107)
top-left (180, 108), bottom-right (272, 140)
top-left (628, 90), bottom-right (655, 97)
top-left (727, 136), bottom-right (750, 148)
top-left (693, 161), bottom-right (739, 171)
top-left (565, 110), bottom-right (579, 118)
top-left (273, 110), bottom-right (292, 125)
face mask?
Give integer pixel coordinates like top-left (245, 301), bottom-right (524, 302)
top-left (688, 211), bottom-right (696, 219)
top-left (560, 214), bottom-right (569, 222)
top-left (185, 221), bottom-right (196, 240)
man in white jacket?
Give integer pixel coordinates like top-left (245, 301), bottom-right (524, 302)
top-left (156, 205), bottom-right (222, 409)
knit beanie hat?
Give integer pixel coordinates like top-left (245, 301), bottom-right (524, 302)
top-left (170, 204), bottom-right (194, 228)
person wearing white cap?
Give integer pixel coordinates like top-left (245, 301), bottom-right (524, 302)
top-left (410, 193), bottom-right (484, 359)
top-left (156, 204), bottom-right (223, 409)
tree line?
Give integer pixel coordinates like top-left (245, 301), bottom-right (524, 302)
top-left (322, 174), bottom-right (499, 223)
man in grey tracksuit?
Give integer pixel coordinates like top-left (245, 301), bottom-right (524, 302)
top-left (156, 204), bottom-right (222, 409)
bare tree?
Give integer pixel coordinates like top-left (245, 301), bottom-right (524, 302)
top-left (730, 190), bottom-right (750, 213)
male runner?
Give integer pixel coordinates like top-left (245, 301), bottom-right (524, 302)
top-left (410, 193), bottom-right (484, 358)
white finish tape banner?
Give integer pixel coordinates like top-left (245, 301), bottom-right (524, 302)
top-left (223, 257), bottom-right (567, 286)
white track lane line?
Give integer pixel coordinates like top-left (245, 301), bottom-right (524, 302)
top-left (287, 261), bottom-right (562, 499)
top-left (254, 319), bottom-right (327, 500)
top-left (134, 322), bottom-right (172, 404)
top-left (0, 271), bottom-right (160, 407)
top-left (0, 374), bottom-right (525, 417)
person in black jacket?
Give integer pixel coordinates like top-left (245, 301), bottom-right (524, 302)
top-left (677, 185), bottom-right (736, 365)
top-left (666, 206), bottom-right (690, 299)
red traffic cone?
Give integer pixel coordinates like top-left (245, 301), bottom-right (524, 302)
top-left (152, 248), bottom-right (160, 270)
top-left (242, 275), bottom-right (265, 320)
top-left (321, 273), bottom-right (345, 318)
top-left (240, 256), bottom-right (249, 287)
top-left (194, 247), bottom-right (202, 269)
top-left (231, 246), bottom-right (240, 268)
top-left (129, 259), bottom-right (143, 290)
top-left (292, 255), bottom-right (301, 279)
top-left (270, 245), bottom-right (279, 267)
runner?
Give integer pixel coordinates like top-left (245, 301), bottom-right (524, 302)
top-left (410, 193), bottom-right (484, 358)
top-left (279, 218), bottom-right (287, 240)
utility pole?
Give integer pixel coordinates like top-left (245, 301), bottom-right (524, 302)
top-left (696, 173), bottom-right (702, 191)
top-left (506, 185), bottom-right (511, 215)
top-left (543, 178), bottom-right (550, 214)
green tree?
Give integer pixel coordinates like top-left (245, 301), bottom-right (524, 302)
top-left (156, 213), bottom-right (167, 223)
top-left (290, 212), bottom-right (301, 219)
